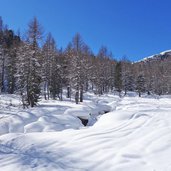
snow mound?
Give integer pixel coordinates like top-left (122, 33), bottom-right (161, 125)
top-left (64, 106), bottom-right (91, 120)
top-left (24, 115), bottom-right (83, 133)
top-left (0, 93), bottom-right (171, 171)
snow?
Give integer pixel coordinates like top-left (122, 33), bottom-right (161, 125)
top-left (160, 49), bottom-right (171, 55)
top-left (0, 93), bottom-right (171, 171)
top-left (135, 49), bottom-right (171, 63)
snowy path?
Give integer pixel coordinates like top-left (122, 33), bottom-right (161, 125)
top-left (0, 95), bottom-right (171, 171)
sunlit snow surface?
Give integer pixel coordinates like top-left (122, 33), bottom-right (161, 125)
top-left (0, 93), bottom-right (171, 171)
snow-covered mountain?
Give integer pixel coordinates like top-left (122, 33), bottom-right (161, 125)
top-left (136, 50), bottom-right (171, 63)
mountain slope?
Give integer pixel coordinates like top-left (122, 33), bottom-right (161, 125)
top-left (137, 50), bottom-right (171, 63)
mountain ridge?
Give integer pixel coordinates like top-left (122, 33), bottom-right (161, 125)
top-left (136, 50), bottom-right (171, 63)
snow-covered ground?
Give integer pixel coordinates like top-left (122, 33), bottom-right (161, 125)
top-left (0, 93), bottom-right (171, 171)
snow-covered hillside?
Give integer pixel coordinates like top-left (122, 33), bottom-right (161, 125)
top-left (136, 49), bottom-right (171, 63)
top-left (0, 93), bottom-right (171, 171)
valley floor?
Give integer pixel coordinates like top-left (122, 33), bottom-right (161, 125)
top-left (0, 93), bottom-right (171, 171)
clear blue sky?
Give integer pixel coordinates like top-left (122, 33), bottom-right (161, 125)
top-left (0, 0), bottom-right (171, 61)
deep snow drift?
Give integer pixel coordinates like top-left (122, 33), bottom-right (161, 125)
top-left (0, 93), bottom-right (171, 171)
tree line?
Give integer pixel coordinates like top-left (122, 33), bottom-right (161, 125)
top-left (0, 17), bottom-right (170, 107)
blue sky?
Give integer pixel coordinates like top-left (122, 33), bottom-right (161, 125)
top-left (0, 0), bottom-right (171, 61)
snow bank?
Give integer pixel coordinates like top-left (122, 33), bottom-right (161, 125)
top-left (0, 93), bottom-right (113, 135)
top-left (0, 93), bottom-right (171, 171)
top-left (64, 106), bottom-right (91, 120)
top-left (24, 115), bottom-right (83, 133)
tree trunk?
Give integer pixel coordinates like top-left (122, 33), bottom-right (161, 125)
top-left (44, 81), bottom-right (47, 100)
top-left (60, 80), bottom-right (63, 101)
top-left (75, 91), bottom-right (79, 104)
top-left (1, 55), bottom-right (5, 92)
top-left (85, 82), bottom-right (88, 92)
top-left (67, 86), bottom-right (71, 98)
top-left (91, 83), bottom-right (94, 91)
top-left (47, 82), bottom-right (50, 100)
top-left (124, 89), bottom-right (127, 96)
top-left (139, 91), bottom-right (141, 97)
top-left (80, 85), bottom-right (83, 102)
